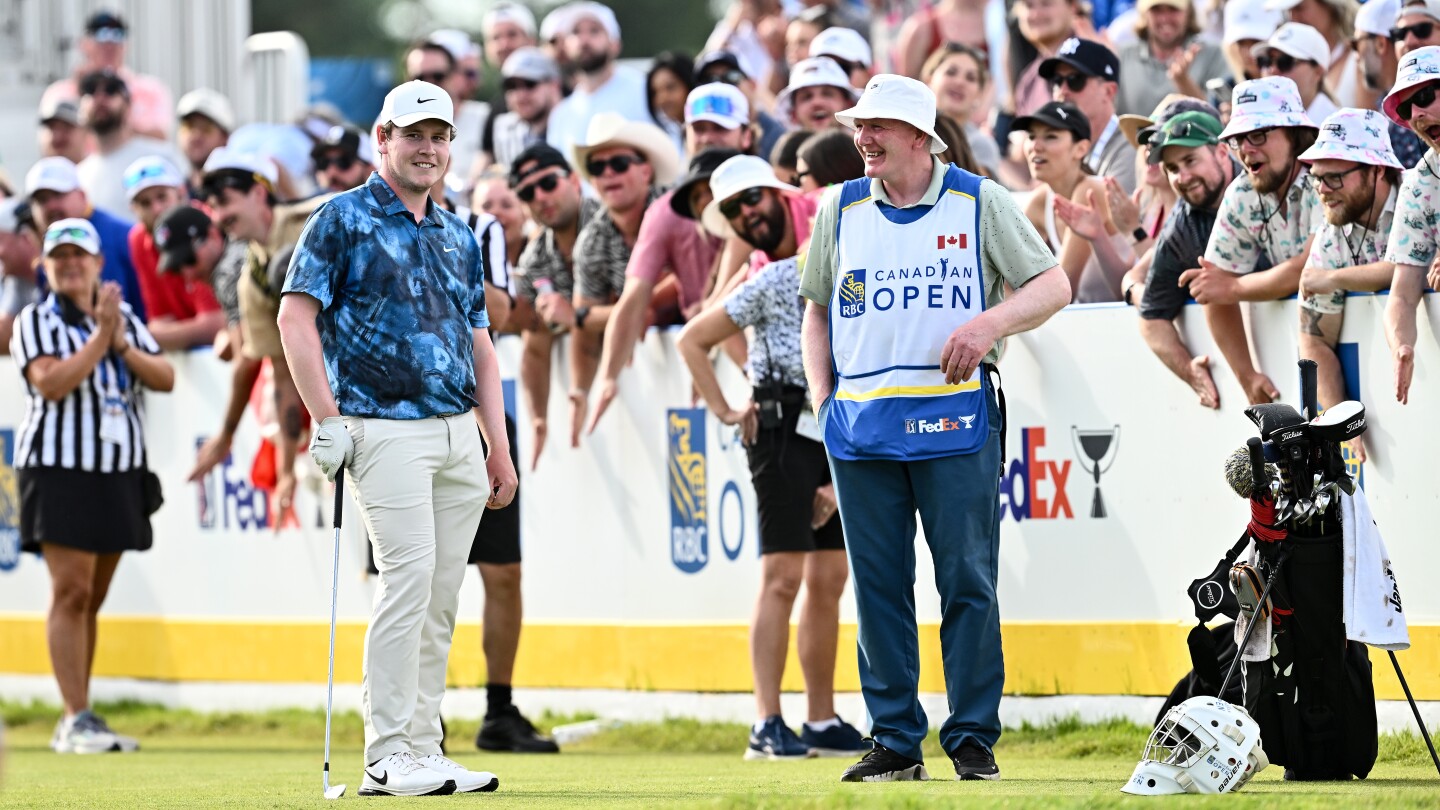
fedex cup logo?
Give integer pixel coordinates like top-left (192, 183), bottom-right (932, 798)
top-left (668, 409), bottom-right (709, 573)
top-left (839, 270), bottom-right (866, 318)
top-left (0, 429), bottom-right (19, 572)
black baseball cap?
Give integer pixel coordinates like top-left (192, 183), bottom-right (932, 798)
top-left (695, 50), bottom-right (746, 82)
top-left (311, 124), bottom-right (364, 160)
top-left (1012, 101), bottom-right (1092, 142)
top-left (509, 143), bottom-right (571, 189)
top-left (1039, 37), bottom-right (1119, 83)
top-left (85, 10), bottom-right (127, 35)
top-left (670, 147), bottom-right (744, 220)
top-left (155, 205), bottom-right (213, 271)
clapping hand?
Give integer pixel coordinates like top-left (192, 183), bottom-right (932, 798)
top-left (1105, 177), bottom-right (1141, 237)
top-left (1052, 188), bottom-right (1106, 241)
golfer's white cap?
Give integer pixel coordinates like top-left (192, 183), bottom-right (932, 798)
top-left (810, 27), bottom-right (872, 68)
top-left (26, 157), bottom-right (81, 197)
top-left (835, 74), bottom-right (948, 154)
top-left (379, 80), bottom-right (455, 129)
top-left (43, 217), bottom-right (101, 256)
top-left (700, 154), bottom-right (799, 238)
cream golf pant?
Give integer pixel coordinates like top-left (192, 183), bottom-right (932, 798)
top-left (343, 413), bottom-right (488, 763)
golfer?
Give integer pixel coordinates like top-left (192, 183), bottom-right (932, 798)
top-left (799, 74), bottom-right (1070, 782)
top-left (278, 80), bottom-right (517, 797)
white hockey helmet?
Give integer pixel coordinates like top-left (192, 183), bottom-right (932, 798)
top-left (1121, 696), bottom-right (1269, 795)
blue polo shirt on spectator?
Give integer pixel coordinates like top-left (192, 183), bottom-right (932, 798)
top-left (282, 172), bottom-right (489, 420)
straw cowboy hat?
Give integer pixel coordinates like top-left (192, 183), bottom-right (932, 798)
top-left (571, 112), bottom-right (681, 188)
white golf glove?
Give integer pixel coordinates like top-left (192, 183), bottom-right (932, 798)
top-left (309, 416), bottom-right (354, 482)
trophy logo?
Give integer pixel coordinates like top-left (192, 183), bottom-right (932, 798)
top-left (1071, 425), bottom-right (1120, 518)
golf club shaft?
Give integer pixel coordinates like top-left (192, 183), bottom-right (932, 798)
top-left (324, 467), bottom-right (344, 791)
top-left (1387, 650), bottom-right (1440, 776)
top-left (1219, 548), bottom-right (1288, 697)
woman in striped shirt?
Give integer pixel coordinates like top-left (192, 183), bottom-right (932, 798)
top-left (9, 218), bottom-right (173, 755)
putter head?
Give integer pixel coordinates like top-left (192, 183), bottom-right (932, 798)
top-left (1310, 400), bottom-right (1366, 444)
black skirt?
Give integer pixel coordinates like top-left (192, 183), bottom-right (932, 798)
top-left (18, 466), bottom-right (153, 555)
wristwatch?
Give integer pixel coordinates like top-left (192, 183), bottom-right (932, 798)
top-left (574, 305), bottom-right (591, 330)
top-left (1131, 226), bottom-right (1148, 244)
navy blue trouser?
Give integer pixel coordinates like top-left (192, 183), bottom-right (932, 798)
top-left (826, 388), bottom-right (1004, 762)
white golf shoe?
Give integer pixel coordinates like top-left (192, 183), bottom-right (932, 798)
top-left (414, 753), bottom-right (500, 793)
top-left (51, 711), bottom-right (138, 754)
top-left (359, 751), bottom-right (456, 797)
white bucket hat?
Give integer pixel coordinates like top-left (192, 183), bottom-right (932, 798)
top-left (835, 74), bottom-right (948, 154)
top-left (571, 112), bottom-right (681, 187)
top-left (776, 58), bottom-right (860, 123)
top-left (1299, 108), bottom-right (1403, 168)
top-left (700, 154), bottom-right (799, 238)
top-left (1219, 76), bottom-right (1318, 140)
top-left (1384, 45), bottom-right (1440, 125)
top-left (1251, 22), bottom-right (1332, 69)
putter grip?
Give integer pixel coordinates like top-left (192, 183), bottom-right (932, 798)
top-left (333, 466), bottom-right (344, 530)
top-left (1299, 359), bottom-right (1319, 420)
top-left (1248, 437), bottom-right (1267, 496)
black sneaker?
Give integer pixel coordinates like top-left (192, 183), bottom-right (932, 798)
top-left (950, 741), bottom-right (1000, 781)
top-left (475, 705), bottom-right (560, 753)
top-left (839, 741), bottom-right (929, 782)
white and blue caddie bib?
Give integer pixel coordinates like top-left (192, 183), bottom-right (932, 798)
top-left (824, 165), bottom-right (990, 461)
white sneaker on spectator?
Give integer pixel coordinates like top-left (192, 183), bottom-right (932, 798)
top-left (359, 751), bottom-right (456, 797)
top-left (414, 753), bottom-right (500, 793)
top-left (51, 711), bottom-right (133, 754)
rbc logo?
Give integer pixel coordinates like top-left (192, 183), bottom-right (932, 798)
top-left (839, 270), bottom-right (865, 318)
top-left (0, 429), bottom-right (20, 572)
top-left (667, 409), bottom-right (709, 573)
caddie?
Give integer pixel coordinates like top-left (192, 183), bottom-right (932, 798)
top-left (799, 74), bottom-right (1070, 782)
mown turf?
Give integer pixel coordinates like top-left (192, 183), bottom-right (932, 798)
top-left (1, 701), bottom-right (1437, 808)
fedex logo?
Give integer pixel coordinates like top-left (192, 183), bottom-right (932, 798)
top-left (999, 427), bottom-right (1074, 521)
top-left (906, 415), bottom-right (976, 433)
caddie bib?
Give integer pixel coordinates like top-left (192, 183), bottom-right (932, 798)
top-left (824, 164), bottom-right (989, 461)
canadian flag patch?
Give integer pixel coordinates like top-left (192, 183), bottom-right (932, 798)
top-left (936, 233), bottom-right (968, 249)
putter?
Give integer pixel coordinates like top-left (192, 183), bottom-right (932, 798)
top-left (323, 466), bottom-right (347, 800)
top-left (1387, 651), bottom-right (1440, 777)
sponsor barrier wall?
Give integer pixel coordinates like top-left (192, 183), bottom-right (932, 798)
top-left (1, 294), bottom-right (1437, 699)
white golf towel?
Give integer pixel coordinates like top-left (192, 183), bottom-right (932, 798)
top-left (1235, 487), bottom-right (1410, 662)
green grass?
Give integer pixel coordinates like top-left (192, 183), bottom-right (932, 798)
top-left (1, 701), bottom-right (1437, 808)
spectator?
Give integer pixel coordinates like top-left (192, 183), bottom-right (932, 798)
top-left (484, 2), bottom-right (538, 69)
top-left (795, 128), bottom-right (866, 194)
top-left (10, 217), bottom-right (172, 756)
top-left (648, 51), bottom-right (696, 154)
top-left (676, 153), bottom-right (868, 763)
top-left (704, 0), bottom-right (787, 94)
top-left (776, 58), bottom-right (860, 132)
top-left (809, 27), bottom-right (874, 87)
top-left (1380, 45), bottom-right (1440, 404)
top-left (151, 206), bottom-right (228, 346)
top-left (545, 2), bottom-right (651, 157)
top-left (1042, 37), bottom-right (1140, 192)
top-left (769, 129), bottom-right (812, 184)
top-left (1012, 0), bottom-right (1085, 119)
top-left (123, 158), bottom-right (221, 350)
top-left (176, 89), bottom-right (236, 197)
top-left (696, 50), bottom-right (787, 159)
top-left (471, 170), bottom-right (530, 275)
top-left (798, 0), bottom-right (870, 34)
top-left (1392, 0), bottom-right (1440, 60)
top-left (0, 199), bottom-right (41, 351)
top-left (1113, 94), bottom-right (1204, 248)
top-left (75, 70), bottom-right (184, 219)
top-left (566, 114), bottom-right (678, 445)
top-left (406, 38), bottom-right (491, 184)
top-left (1017, 101), bottom-right (1128, 301)
top-left (1253, 23), bottom-right (1341, 121)
top-left (1271, 0), bottom-right (1360, 107)
top-left (38, 99), bottom-right (88, 166)
top-left (1350, 0), bottom-right (1423, 167)
top-left (1191, 77), bottom-right (1321, 405)
top-left (782, 5), bottom-right (835, 97)
top-left (41, 11), bottom-right (174, 141)
top-left (923, 43), bottom-right (1003, 178)
top-left (25, 157), bottom-right (145, 321)
top-left (311, 125), bottom-right (374, 194)
top-left (1293, 107), bottom-right (1399, 462)
top-left (896, 0), bottom-right (999, 80)
top-left (1222, 0), bottom-right (1285, 82)
top-left (482, 48), bottom-right (563, 173)
top-left (1115, 0), bottom-right (1230, 117)
top-left (508, 144), bottom-right (600, 469)
top-left (931, 113), bottom-right (986, 174)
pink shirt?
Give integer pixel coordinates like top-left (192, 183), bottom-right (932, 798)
top-left (627, 189), bottom-right (723, 312)
top-left (44, 68), bottom-right (176, 139)
top-left (748, 192), bottom-right (817, 278)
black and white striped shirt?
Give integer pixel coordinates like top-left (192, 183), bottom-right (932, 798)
top-left (9, 293), bottom-right (162, 473)
top-left (452, 204), bottom-right (513, 298)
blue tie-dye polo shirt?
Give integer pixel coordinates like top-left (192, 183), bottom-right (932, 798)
top-left (283, 172), bottom-right (490, 420)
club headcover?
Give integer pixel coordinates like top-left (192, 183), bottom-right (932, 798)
top-left (1310, 400), bottom-right (1366, 443)
top-left (1244, 402), bottom-right (1306, 442)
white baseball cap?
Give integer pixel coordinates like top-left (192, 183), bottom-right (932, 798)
top-left (485, 2), bottom-right (537, 37)
top-left (1299, 108), bottom-right (1403, 168)
top-left (502, 46), bottom-right (560, 82)
top-left (835, 74), bottom-right (949, 154)
top-left (123, 156), bottom-right (185, 201)
top-left (427, 29), bottom-right (473, 65)
top-left (685, 83), bottom-right (749, 129)
top-left (1355, 0), bottom-right (1401, 36)
top-left (1252, 22), bottom-right (1333, 69)
top-left (1396, 0), bottom-right (1440, 23)
top-left (43, 217), bottom-right (101, 257)
top-left (203, 147), bottom-right (280, 188)
top-left (25, 157), bottom-right (81, 198)
top-left (1224, 0), bottom-right (1284, 45)
top-left (0, 197), bottom-right (26, 233)
top-left (776, 57), bottom-right (860, 123)
top-left (700, 154), bottom-right (800, 238)
top-left (547, 1), bottom-right (620, 40)
top-left (810, 27), bottom-right (872, 68)
top-left (177, 88), bottom-right (236, 133)
top-left (379, 80), bottom-right (455, 129)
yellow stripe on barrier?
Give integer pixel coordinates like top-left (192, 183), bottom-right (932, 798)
top-left (835, 380), bottom-right (982, 402)
top-left (1, 615), bottom-right (1437, 700)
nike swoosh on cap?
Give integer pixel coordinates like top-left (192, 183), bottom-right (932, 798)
top-left (416, 98), bottom-right (435, 103)
top-left (365, 769), bottom-right (388, 785)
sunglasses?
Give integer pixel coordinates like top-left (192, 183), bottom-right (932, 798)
top-left (80, 77), bottom-right (126, 96)
top-left (718, 187), bottom-right (767, 219)
top-left (1225, 127), bottom-right (1274, 149)
top-left (1308, 165), bottom-right (1366, 191)
top-left (91, 27), bottom-right (126, 44)
top-left (1398, 83), bottom-right (1440, 121)
top-left (503, 78), bottom-right (539, 92)
top-left (516, 172), bottom-right (564, 202)
top-left (48, 226), bottom-right (92, 241)
top-left (586, 153), bottom-right (644, 178)
top-left (703, 70), bottom-right (747, 87)
top-left (1047, 72), bottom-right (1089, 92)
top-left (1390, 21), bottom-right (1436, 42)
top-left (315, 153), bottom-right (358, 172)
top-left (409, 70), bottom-right (451, 84)
top-left (1255, 53), bottom-right (1309, 73)
top-left (1154, 120), bottom-right (1218, 145)
top-left (123, 162), bottom-right (172, 190)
